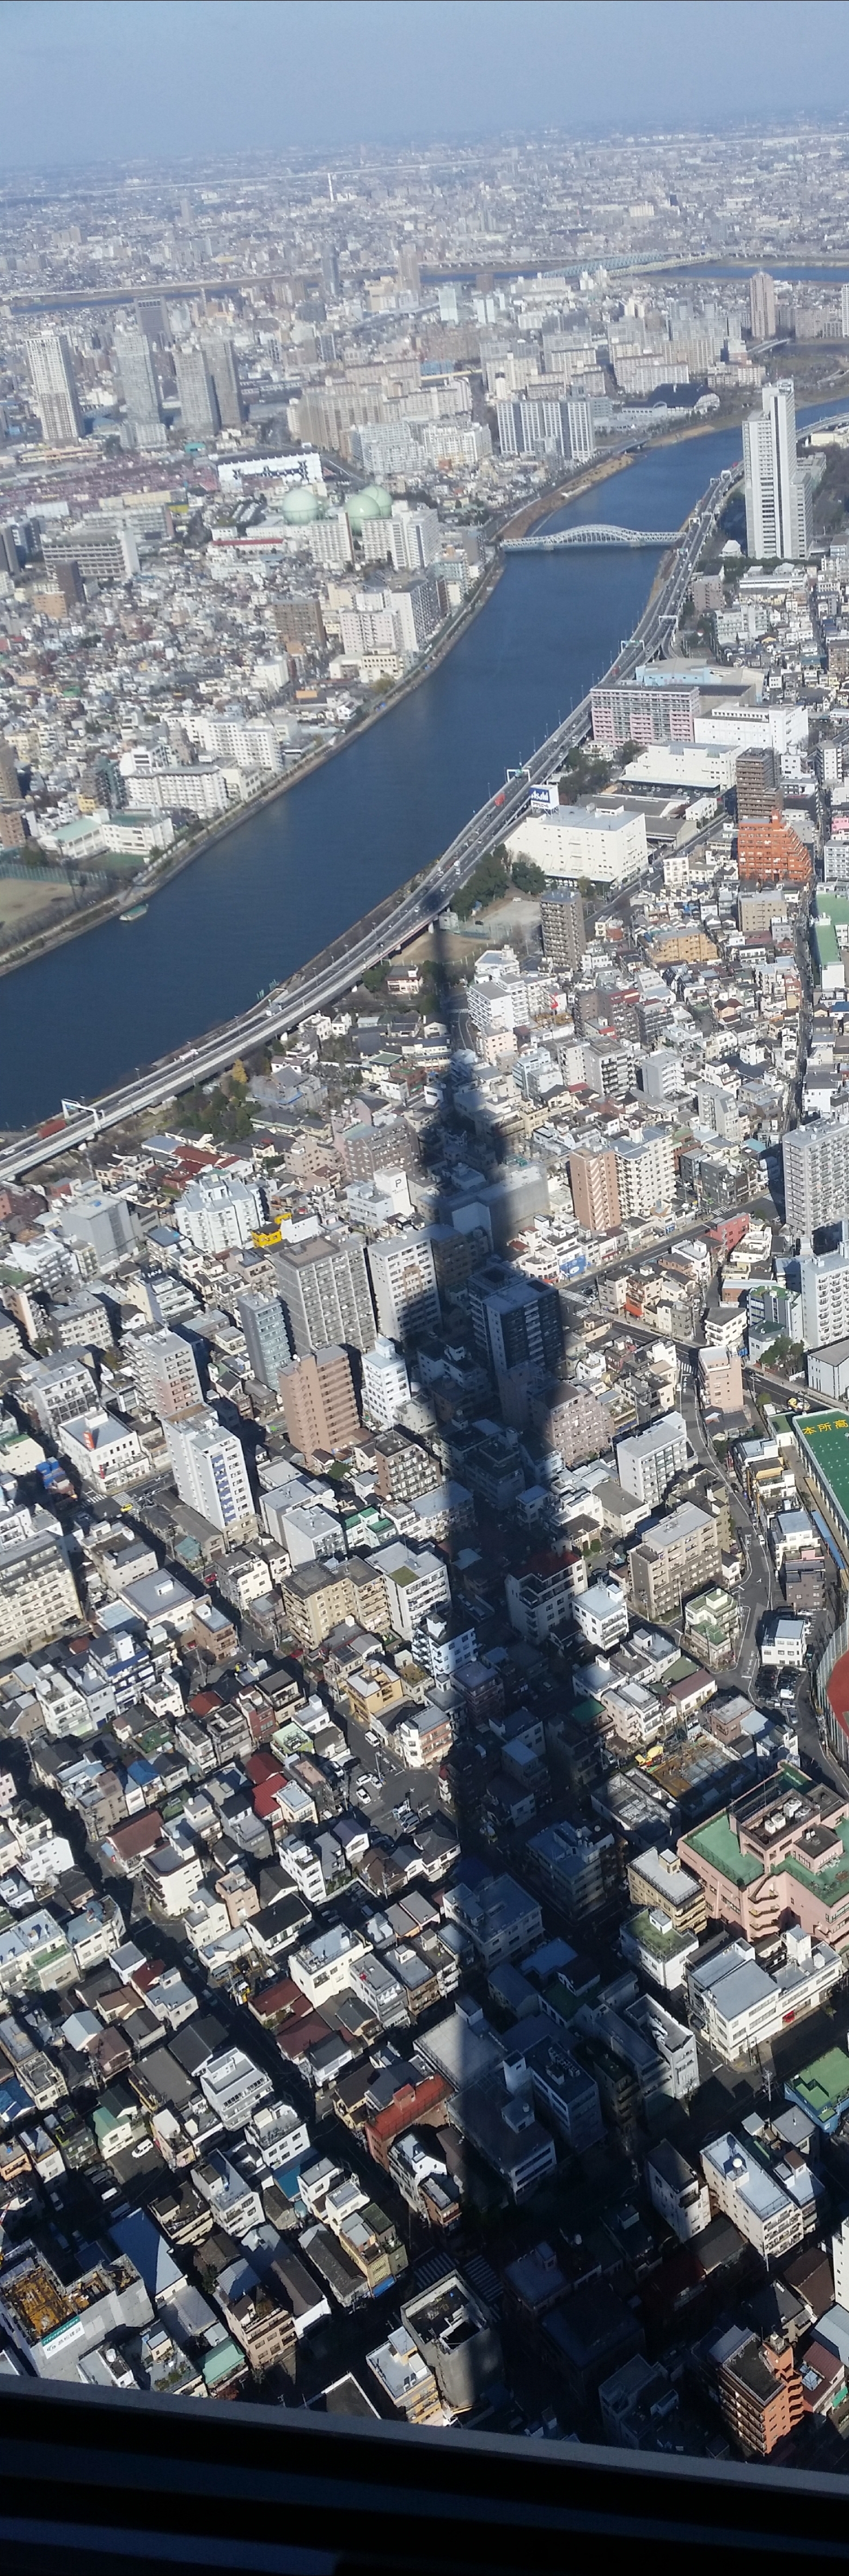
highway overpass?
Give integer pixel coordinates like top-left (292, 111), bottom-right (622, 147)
top-left (0, 459), bottom-right (740, 1185)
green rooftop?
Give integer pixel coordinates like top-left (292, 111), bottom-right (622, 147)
top-left (786, 2046), bottom-right (849, 2132)
top-left (622, 1907), bottom-right (695, 1962)
top-left (683, 1810), bottom-right (763, 1888)
top-left (795, 1410), bottom-right (849, 1535)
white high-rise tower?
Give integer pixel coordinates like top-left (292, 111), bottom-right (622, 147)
top-left (743, 379), bottom-right (811, 561)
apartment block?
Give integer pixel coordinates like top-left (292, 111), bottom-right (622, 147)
top-left (783, 1122), bottom-right (849, 1234)
top-left (701, 2132), bottom-right (805, 2260)
top-left (539, 885), bottom-right (587, 974)
top-left (737, 809), bottom-right (811, 886)
top-left (275, 1234), bottom-right (376, 1356)
top-left (569, 1147), bottom-right (622, 1236)
top-left (628, 1501), bottom-right (720, 1621)
top-left (135, 1328), bottom-right (203, 1422)
top-left (616, 1410), bottom-right (687, 1509)
top-left (279, 1346), bottom-right (359, 1469)
top-left (645, 2141), bottom-right (711, 2241)
top-left (366, 1232), bottom-right (441, 1343)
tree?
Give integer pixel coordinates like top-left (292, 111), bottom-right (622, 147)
top-left (511, 857), bottom-right (545, 894)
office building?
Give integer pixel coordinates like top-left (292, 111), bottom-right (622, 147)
top-left (164, 1410), bottom-right (254, 1537)
top-left (468, 1261), bottom-right (563, 1378)
top-left (279, 1346), bottom-right (359, 1469)
top-left (235, 1291), bottom-right (291, 1390)
top-left (736, 745), bottom-right (782, 818)
top-left (174, 1173), bottom-right (265, 1254)
top-left (367, 1233), bottom-right (440, 1344)
top-left (276, 1235), bottom-right (375, 1356)
top-left (26, 332), bottom-right (83, 444)
top-left (569, 1146), bottom-right (622, 1236)
top-left (0, 1507), bottom-right (81, 1653)
top-left (800, 1251), bottom-right (849, 1351)
top-left (539, 884), bottom-right (587, 973)
top-left (203, 335), bottom-right (244, 429)
top-left (113, 326), bottom-right (166, 449)
top-left (42, 519), bottom-right (140, 583)
top-left (506, 803), bottom-right (647, 887)
top-left (783, 1121), bottom-right (849, 1234)
top-left (591, 682), bottom-right (699, 755)
top-left (737, 809), bottom-right (810, 886)
top-left (616, 1411), bottom-right (687, 1508)
top-left (749, 270), bottom-right (778, 343)
top-left (742, 379), bottom-right (811, 561)
top-left (361, 1336), bottom-right (411, 1429)
top-left (628, 1501), bottom-right (721, 1621)
top-left (135, 1328), bottom-right (203, 1421)
top-left (174, 344), bottom-right (218, 440)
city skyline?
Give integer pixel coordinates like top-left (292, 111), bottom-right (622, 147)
top-left (4, 2), bottom-right (849, 167)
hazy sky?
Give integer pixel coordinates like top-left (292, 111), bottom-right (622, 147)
top-left (3, 0), bottom-right (849, 169)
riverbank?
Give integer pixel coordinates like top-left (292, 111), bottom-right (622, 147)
top-left (0, 442), bottom-right (650, 986)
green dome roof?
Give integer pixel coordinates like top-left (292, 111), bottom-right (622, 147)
top-left (280, 483), bottom-right (322, 523)
top-left (347, 483), bottom-right (393, 525)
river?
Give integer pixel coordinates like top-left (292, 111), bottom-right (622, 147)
top-left (0, 401), bottom-right (845, 1130)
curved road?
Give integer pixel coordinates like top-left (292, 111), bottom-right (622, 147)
top-left (0, 461), bottom-right (740, 1185)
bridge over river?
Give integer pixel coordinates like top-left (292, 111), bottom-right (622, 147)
top-left (503, 521), bottom-right (683, 553)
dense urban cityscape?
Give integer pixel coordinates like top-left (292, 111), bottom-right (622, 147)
top-left (11, 90), bottom-right (849, 2483)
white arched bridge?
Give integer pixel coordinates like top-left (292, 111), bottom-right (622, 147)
top-left (503, 521), bottom-right (683, 552)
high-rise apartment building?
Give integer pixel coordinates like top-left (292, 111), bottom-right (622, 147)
top-left (387, 504), bottom-right (441, 571)
top-left (135, 1328), bottom-right (203, 1421)
top-left (275, 1235), bottom-right (375, 1355)
top-left (279, 1346), bottom-right (359, 1468)
top-left (735, 746), bottom-right (782, 819)
top-left (235, 1291), bottom-right (291, 1390)
top-left (367, 1232), bottom-right (441, 1343)
top-left (783, 1122), bottom-right (849, 1237)
top-left (569, 1147), bottom-right (622, 1235)
top-left (749, 271), bottom-right (778, 343)
top-left (842, 285), bottom-right (849, 344)
top-left (174, 344), bottom-right (218, 439)
top-left (164, 1409), bottom-right (254, 1537)
top-left (468, 1261), bottom-right (563, 1378)
top-left (628, 1502), bottom-right (721, 1621)
top-left (203, 335), bottom-right (244, 429)
top-left (113, 327), bottom-right (166, 449)
top-left (496, 395), bottom-right (594, 463)
top-left (742, 379), bottom-right (811, 561)
top-left (0, 738), bottom-right (20, 802)
top-left (799, 1250), bottom-right (849, 1348)
top-left (361, 1336), bottom-right (411, 1429)
top-left (616, 1412), bottom-right (688, 1509)
top-left (614, 1130), bottom-right (676, 1220)
top-left (540, 886), bottom-right (586, 974)
top-left (0, 1506), bottom-right (81, 1653)
top-left (26, 332), bottom-right (83, 445)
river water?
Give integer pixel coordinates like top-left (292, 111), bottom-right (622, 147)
top-left (1, 402), bottom-right (844, 1130)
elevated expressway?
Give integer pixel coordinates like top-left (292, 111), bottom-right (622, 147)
top-left (0, 460), bottom-right (740, 1185)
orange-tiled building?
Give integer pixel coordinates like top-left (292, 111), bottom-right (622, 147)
top-left (737, 809), bottom-right (811, 886)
